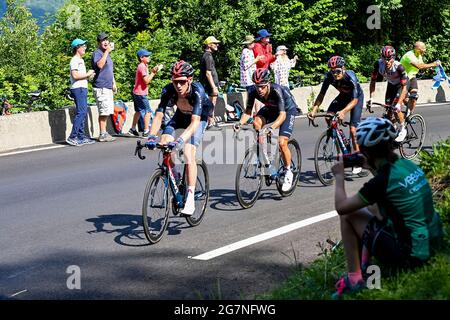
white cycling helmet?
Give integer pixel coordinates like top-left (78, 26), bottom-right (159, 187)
top-left (356, 117), bottom-right (397, 148)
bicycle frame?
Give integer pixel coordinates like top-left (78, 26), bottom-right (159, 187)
top-left (310, 114), bottom-right (352, 155)
top-left (135, 141), bottom-right (186, 209)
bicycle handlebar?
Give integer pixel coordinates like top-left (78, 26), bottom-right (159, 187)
top-left (308, 113), bottom-right (350, 128)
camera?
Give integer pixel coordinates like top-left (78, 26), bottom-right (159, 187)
top-left (343, 152), bottom-right (365, 168)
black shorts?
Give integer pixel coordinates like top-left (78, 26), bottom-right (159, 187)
top-left (256, 107), bottom-right (296, 138)
top-left (407, 77), bottom-right (419, 92)
top-left (327, 93), bottom-right (364, 127)
top-left (362, 217), bottom-right (416, 268)
top-left (385, 82), bottom-right (402, 105)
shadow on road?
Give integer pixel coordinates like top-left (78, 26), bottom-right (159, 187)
top-left (86, 213), bottom-right (192, 247)
top-left (208, 188), bottom-right (283, 212)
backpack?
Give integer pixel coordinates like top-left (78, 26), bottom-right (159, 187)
top-left (111, 100), bottom-right (128, 134)
top-left (225, 100), bottom-right (244, 122)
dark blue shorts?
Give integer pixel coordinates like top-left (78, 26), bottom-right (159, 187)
top-left (256, 107), bottom-right (296, 138)
top-left (133, 94), bottom-right (151, 113)
top-left (327, 94), bottom-right (363, 127)
top-left (162, 110), bottom-right (207, 147)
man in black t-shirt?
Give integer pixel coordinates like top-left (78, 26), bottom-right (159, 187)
top-left (200, 36), bottom-right (220, 128)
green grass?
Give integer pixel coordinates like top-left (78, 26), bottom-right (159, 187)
top-left (260, 137), bottom-right (450, 300)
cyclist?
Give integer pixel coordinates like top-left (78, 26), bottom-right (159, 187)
top-left (234, 68), bottom-right (297, 192)
top-left (308, 55), bottom-right (364, 174)
top-left (145, 60), bottom-right (212, 216)
top-left (330, 117), bottom-right (443, 298)
top-left (400, 41), bottom-right (441, 114)
top-left (368, 45), bottom-right (408, 142)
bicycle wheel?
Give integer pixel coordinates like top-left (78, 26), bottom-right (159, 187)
top-left (235, 147), bottom-right (263, 209)
top-left (399, 114), bottom-right (426, 160)
top-left (314, 130), bottom-right (339, 186)
top-left (142, 168), bottom-right (170, 244)
top-left (185, 160), bottom-right (210, 227)
top-left (276, 139), bottom-right (302, 197)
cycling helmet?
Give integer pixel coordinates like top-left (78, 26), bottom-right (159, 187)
top-left (171, 60), bottom-right (194, 78)
top-left (328, 56), bottom-right (345, 68)
top-left (356, 117), bottom-right (397, 148)
top-left (252, 68), bottom-right (271, 85)
top-left (381, 45), bottom-right (396, 60)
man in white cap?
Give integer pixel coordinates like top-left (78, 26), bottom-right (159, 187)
top-left (200, 36), bottom-right (221, 129)
top-left (271, 45), bottom-right (298, 91)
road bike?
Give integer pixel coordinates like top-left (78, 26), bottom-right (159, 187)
top-left (235, 127), bottom-right (302, 209)
top-left (135, 140), bottom-right (209, 244)
top-left (367, 101), bottom-right (426, 159)
top-left (310, 113), bottom-right (369, 186)
top-left (0, 91), bottom-right (41, 115)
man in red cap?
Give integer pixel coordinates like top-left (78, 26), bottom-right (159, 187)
top-left (253, 29), bottom-right (276, 69)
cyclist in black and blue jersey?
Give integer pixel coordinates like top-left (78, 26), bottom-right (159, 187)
top-left (308, 56), bottom-right (364, 174)
top-left (330, 117), bottom-right (443, 299)
top-left (145, 60), bottom-right (213, 216)
top-left (234, 68), bottom-right (298, 192)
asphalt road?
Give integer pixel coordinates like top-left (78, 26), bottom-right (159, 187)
top-left (0, 103), bottom-right (449, 299)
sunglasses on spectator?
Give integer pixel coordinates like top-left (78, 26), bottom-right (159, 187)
top-left (331, 69), bottom-right (343, 75)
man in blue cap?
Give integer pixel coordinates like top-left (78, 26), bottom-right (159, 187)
top-left (128, 49), bottom-right (161, 137)
top-left (67, 38), bottom-right (96, 146)
top-left (253, 29), bottom-right (276, 69)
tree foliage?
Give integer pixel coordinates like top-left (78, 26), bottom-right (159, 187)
top-left (0, 0), bottom-right (449, 111)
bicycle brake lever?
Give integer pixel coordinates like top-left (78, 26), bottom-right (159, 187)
top-left (308, 117), bottom-right (319, 127)
top-left (135, 141), bottom-right (146, 160)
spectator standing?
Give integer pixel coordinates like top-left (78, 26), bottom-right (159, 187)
top-left (128, 49), bottom-right (160, 137)
top-left (253, 29), bottom-right (276, 70)
top-left (91, 32), bottom-right (116, 142)
top-left (271, 45), bottom-right (298, 91)
top-left (240, 35), bottom-right (261, 90)
top-left (199, 36), bottom-right (221, 129)
top-left (400, 41), bottom-right (441, 114)
top-left (67, 38), bottom-right (96, 147)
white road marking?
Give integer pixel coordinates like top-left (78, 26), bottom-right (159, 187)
top-left (10, 289), bottom-right (27, 297)
top-left (190, 210), bottom-right (338, 260)
top-left (0, 145), bottom-right (65, 157)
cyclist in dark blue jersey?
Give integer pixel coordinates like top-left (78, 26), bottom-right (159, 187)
top-left (234, 68), bottom-right (298, 192)
top-left (308, 56), bottom-right (364, 173)
top-left (146, 60), bottom-right (213, 216)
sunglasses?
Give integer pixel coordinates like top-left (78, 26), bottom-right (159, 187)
top-left (331, 69), bottom-right (343, 75)
top-left (382, 57), bottom-right (394, 62)
top-left (255, 84), bottom-right (269, 88)
top-left (173, 79), bottom-right (189, 86)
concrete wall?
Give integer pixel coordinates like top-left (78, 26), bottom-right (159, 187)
top-left (1, 80), bottom-right (448, 153)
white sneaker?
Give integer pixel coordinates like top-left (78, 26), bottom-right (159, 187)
top-left (352, 167), bottom-right (362, 175)
top-left (180, 190), bottom-right (195, 216)
top-left (395, 125), bottom-right (407, 142)
top-left (282, 169), bottom-right (293, 192)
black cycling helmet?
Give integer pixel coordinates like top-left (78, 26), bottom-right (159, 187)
top-left (252, 68), bottom-right (271, 85)
top-left (356, 117), bottom-right (397, 148)
top-left (171, 60), bottom-right (194, 78)
top-left (328, 55), bottom-right (345, 68)
top-left (381, 45), bottom-right (396, 60)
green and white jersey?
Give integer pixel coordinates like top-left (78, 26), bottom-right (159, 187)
top-left (400, 50), bottom-right (424, 79)
top-left (358, 156), bottom-right (442, 261)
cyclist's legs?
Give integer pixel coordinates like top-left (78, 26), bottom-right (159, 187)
top-left (349, 95), bottom-right (363, 151)
top-left (386, 82), bottom-right (405, 125)
top-left (406, 78), bottom-right (419, 113)
top-left (185, 119), bottom-right (207, 186)
top-left (278, 111), bottom-right (295, 166)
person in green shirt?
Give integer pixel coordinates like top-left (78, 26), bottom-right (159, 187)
top-left (400, 41), bottom-right (441, 114)
top-left (330, 117), bottom-right (443, 299)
